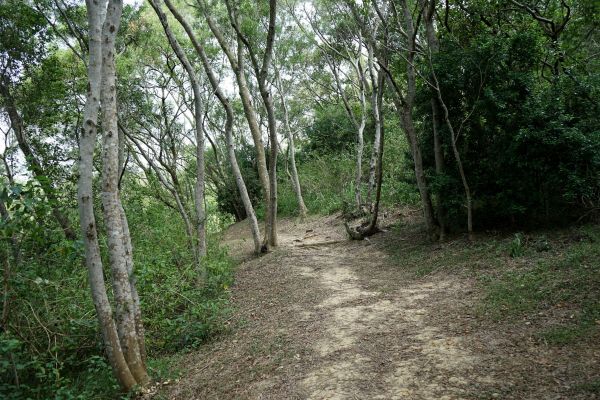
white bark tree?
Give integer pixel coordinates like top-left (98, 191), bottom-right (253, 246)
top-left (163, 0), bottom-right (262, 254)
top-left (148, 0), bottom-right (207, 277)
top-left (78, 0), bottom-right (149, 390)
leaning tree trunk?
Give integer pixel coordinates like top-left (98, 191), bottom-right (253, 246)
top-left (149, 0), bottom-right (207, 277)
top-left (276, 74), bottom-right (307, 218)
top-left (200, 5), bottom-right (271, 247)
top-left (226, 0), bottom-right (279, 249)
top-left (434, 87), bottom-right (474, 241)
top-left (163, 0), bottom-right (262, 253)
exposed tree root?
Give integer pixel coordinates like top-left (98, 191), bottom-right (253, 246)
top-left (344, 220), bottom-right (382, 240)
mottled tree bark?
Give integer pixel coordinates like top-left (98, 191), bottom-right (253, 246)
top-left (79, 0), bottom-right (139, 391)
top-left (366, 43), bottom-right (382, 209)
top-left (100, 0), bottom-right (149, 385)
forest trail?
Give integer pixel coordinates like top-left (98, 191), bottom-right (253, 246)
top-left (162, 213), bottom-right (592, 399)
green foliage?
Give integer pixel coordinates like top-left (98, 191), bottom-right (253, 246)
top-left (214, 143), bottom-right (263, 221)
top-left (302, 103), bottom-right (361, 156)
top-left (277, 152), bottom-right (355, 216)
top-left (419, 28), bottom-right (600, 229)
top-left (0, 0), bottom-right (51, 80)
top-left (277, 107), bottom-right (417, 216)
top-left (1, 179), bottom-right (235, 399)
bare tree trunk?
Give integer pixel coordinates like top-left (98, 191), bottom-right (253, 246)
top-left (164, 0), bottom-right (262, 253)
top-left (346, 0), bottom-right (436, 237)
top-left (366, 44), bottom-right (382, 209)
top-left (116, 126), bottom-right (147, 362)
top-left (100, 0), bottom-right (148, 385)
top-left (431, 98), bottom-right (447, 240)
top-left (79, 0), bottom-right (138, 391)
top-left (200, 1), bottom-right (272, 248)
top-left (394, 97), bottom-right (437, 237)
top-left (149, 0), bottom-right (207, 277)
top-left (399, 0), bottom-right (437, 238)
top-left (226, 0), bottom-right (279, 249)
top-left (275, 73), bottom-right (307, 218)
top-left (346, 77), bottom-right (386, 239)
top-left (423, 0), bottom-right (447, 241)
top-left (118, 204), bottom-right (146, 362)
top-left (434, 87), bottom-right (474, 240)
top-left (424, 0), bottom-right (472, 240)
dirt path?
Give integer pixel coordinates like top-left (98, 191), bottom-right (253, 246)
top-left (162, 214), bottom-right (597, 399)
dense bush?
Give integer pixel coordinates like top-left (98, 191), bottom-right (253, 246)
top-left (418, 31), bottom-right (600, 229)
top-left (214, 143), bottom-right (263, 221)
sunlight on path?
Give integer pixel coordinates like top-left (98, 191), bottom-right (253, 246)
top-left (293, 244), bottom-right (488, 400)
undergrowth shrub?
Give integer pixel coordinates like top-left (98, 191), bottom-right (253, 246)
top-left (277, 121), bottom-right (419, 217)
top-left (1, 179), bottom-right (235, 399)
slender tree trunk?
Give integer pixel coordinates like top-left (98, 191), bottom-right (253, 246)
top-left (366, 48), bottom-right (383, 209)
top-left (226, 0), bottom-right (279, 249)
top-left (164, 0), bottom-right (262, 253)
top-left (395, 98), bottom-right (437, 237)
top-left (118, 204), bottom-right (146, 362)
top-left (234, 61), bottom-right (271, 211)
top-left (399, 0), bottom-right (437, 238)
top-left (346, 78), bottom-right (386, 240)
top-left (424, 0), bottom-right (474, 239)
top-left (276, 74), bottom-right (307, 218)
top-left (100, 0), bottom-right (148, 385)
top-left (365, 76), bottom-right (386, 233)
top-left (431, 98), bottom-right (447, 240)
top-left (265, 92), bottom-right (279, 247)
top-left (423, 0), bottom-right (447, 241)
top-left (435, 90), bottom-right (474, 240)
top-left (224, 110), bottom-right (262, 253)
top-left (116, 127), bottom-right (146, 362)
top-left (79, 0), bottom-right (138, 391)
top-left (149, 0), bottom-right (207, 274)
top-left (355, 118), bottom-right (365, 210)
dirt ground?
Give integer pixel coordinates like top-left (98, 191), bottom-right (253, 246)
top-left (159, 212), bottom-right (599, 400)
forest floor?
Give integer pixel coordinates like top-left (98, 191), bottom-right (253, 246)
top-left (155, 210), bottom-right (599, 400)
